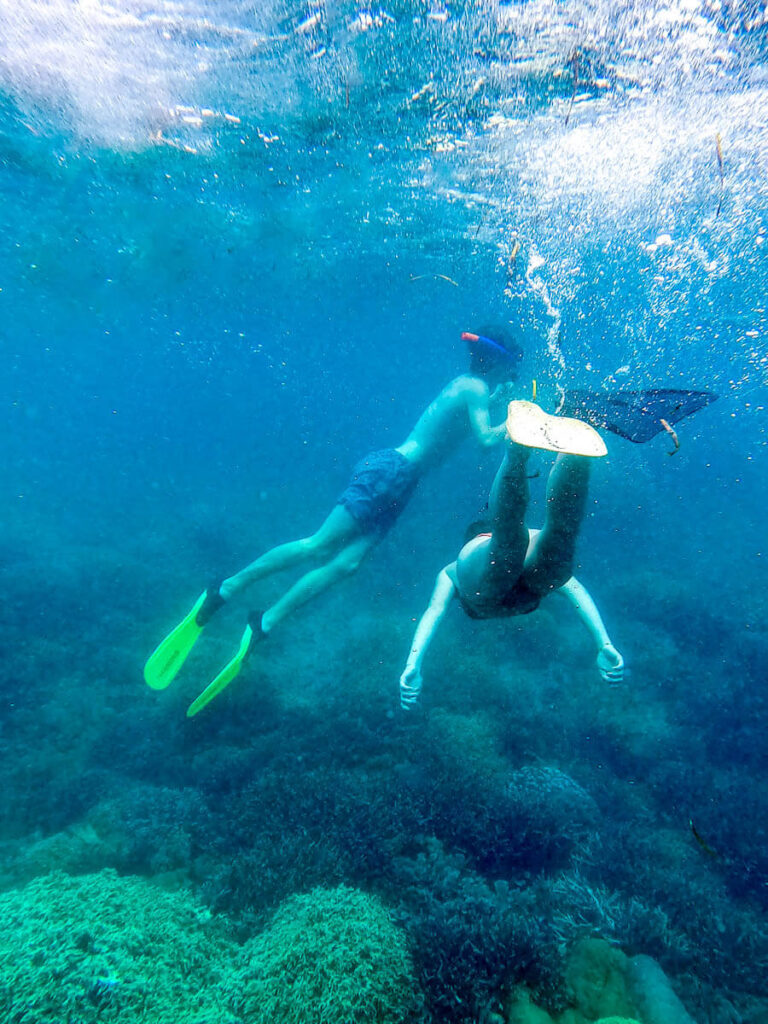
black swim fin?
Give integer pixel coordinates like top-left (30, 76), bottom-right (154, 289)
top-left (562, 388), bottom-right (718, 443)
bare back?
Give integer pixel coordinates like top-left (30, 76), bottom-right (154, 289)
top-left (395, 375), bottom-right (497, 469)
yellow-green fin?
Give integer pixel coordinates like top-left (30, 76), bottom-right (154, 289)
top-left (186, 624), bottom-right (254, 717)
top-left (144, 591), bottom-right (207, 691)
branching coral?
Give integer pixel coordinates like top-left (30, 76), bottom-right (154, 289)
top-left (0, 869), bottom-right (238, 1024)
top-left (391, 838), bottom-right (560, 1022)
top-left (237, 884), bottom-right (422, 1024)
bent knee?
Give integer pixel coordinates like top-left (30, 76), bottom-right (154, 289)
top-left (333, 548), bottom-right (367, 577)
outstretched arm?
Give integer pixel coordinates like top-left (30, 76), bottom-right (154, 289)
top-left (557, 577), bottom-right (624, 685)
top-left (400, 566), bottom-right (457, 709)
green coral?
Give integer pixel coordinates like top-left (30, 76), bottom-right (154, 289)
top-left (0, 873), bottom-right (420, 1024)
top-left (0, 869), bottom-right (239, 1023)
top-left (594, 1018), bottom-right (642, 1023)
top-left (564, 939), bottom-right (638, 1021)
top-left (238, 884), bottom-right (420, 1024)
top-left (505, 989), bottom-right (642, 1024)
top-left (506, 987), bottom-right (557, 1023)
top-left (505, 938), bottom-right (647, 1024)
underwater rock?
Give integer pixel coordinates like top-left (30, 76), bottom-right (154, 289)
top-left (626, 954), bottom-right (698, 1024)
top-left (508, 938), bottom-right (701, 1024)
top-left (564, 938), bottom-right (638, 1020)
top-left (506, 986), bottom-right (557, 1023)
top-left (505, 984), bottom-right (643, 1024)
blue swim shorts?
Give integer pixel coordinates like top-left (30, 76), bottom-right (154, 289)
top-left (337, 449), bottom-right (419, 535)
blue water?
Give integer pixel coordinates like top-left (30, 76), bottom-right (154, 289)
top-left (2, 3), bottom-right (768, 1022)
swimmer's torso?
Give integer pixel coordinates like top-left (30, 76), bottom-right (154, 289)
top-left (395, 375), bottom-right (488, 469)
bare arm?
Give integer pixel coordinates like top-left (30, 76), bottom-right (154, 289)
top-left (399, 565), bottom-right (456, 708)
top-left (466, 384), bottom-right (507, 448)
top-left (557, 577), bottom-right (624, 684)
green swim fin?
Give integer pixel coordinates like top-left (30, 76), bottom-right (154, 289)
top-left (144, 590), bottom-right (210, 691)
top-left (186, 621), bottom-right (256, 718)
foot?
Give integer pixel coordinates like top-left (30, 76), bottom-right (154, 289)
top-left (195, 582), bottom-right (226, 626)
top-left (245, 610), bottom-right (268, 655)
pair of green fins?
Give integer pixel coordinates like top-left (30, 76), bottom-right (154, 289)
top-left (144, 591), bottom-right (259, 717)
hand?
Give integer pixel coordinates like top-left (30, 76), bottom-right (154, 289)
top-left (596, 644), bottom-right (624, 685)
top-left (399, 664), bottom-right (423, 710)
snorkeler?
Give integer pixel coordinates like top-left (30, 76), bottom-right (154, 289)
top-left (399, 400), bottom-right (624, 710)
top-left (145, 328), bottom-right (523, 715)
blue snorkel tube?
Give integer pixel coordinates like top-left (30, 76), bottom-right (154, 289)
top-left (461, 331), bottom-right (512, 358)
top-left (461, 331), bottom-right (522, 375)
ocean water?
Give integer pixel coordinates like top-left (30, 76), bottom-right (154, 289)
top-left (2, 2), bottom-right (767, 1022)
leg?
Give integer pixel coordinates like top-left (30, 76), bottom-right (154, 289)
top-left (486, 440), bottom-right (532, 578)
top-left (521, 454), bottom-right (590, 596)
top-left (261, 534), bottom-right (377, 633)
top-left (457, 440), bottom-right (532, 601)
top-left (220, 505), bottom-right (361, 601)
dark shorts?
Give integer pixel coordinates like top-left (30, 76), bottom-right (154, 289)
top-left (457, 579), bottom-right (541, 620)
top-left (337, 449), bottom-right (419, 536)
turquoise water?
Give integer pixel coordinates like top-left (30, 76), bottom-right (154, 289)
top-left (2, 3), bottom-right (767, 1022)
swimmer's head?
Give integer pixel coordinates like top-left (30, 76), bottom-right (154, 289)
top-left (462, 325), bottom-right (523, 384)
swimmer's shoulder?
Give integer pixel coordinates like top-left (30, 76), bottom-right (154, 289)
top-left (441, 374), bottom-right (490, 402)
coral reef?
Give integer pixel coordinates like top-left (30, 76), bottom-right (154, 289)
top-left (505, 937), bottom-right (697, 1024)
top-left (504, 765), bottom-right (601, 872)
top-left (238, 884), bottom-right (422, 1024)
top-left (391, 838), bottom-right (560, 1021)
top-left (0, 870), bottom-right (422, 1024)
top-left (0, 869), bottom-right (238, 1023)
top-left (564, 939), bottom-right (638, 1020)
top-left (3, 507), bottom-right (768, 1024)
